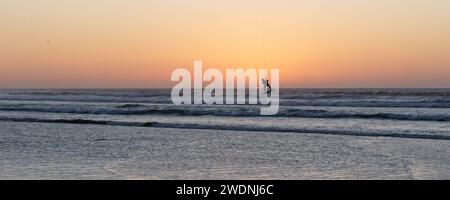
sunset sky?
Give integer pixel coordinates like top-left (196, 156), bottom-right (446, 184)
top-left (1, 0), bottom-right (450, 88)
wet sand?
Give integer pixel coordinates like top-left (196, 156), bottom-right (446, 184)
top-left (0, 121), bottom-right (449, 179)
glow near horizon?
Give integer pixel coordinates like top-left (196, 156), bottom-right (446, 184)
top-left (1, 0), bottom-right (450, 88)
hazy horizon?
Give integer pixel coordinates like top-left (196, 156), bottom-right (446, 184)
top-left (1, 87), bottom-right (450, 90)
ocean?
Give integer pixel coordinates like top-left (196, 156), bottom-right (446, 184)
top-left (0, 88), bottom-right (449, 179)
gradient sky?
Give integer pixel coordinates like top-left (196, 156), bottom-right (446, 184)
top-left (1, 0), bottom-right (450, 88)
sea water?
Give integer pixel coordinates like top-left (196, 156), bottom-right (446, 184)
top-left (1, 89), bottom-right (450, 179)
top-left (0, 88), bottom-right (449, 139)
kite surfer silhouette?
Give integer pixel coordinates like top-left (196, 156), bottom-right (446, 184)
top-left (261, 78), bottom-right (272, 94)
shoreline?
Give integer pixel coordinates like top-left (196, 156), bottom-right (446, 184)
top-left (1, 121), bottom-right (449, 179)
top-left (1, 116), bottom-right (450, 141)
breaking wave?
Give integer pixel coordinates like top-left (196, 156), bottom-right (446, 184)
top-left (1, 103), bottom-right (449, 122)
top-left (1, 116), bottom-right (449, 141)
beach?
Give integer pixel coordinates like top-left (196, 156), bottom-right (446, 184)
top-left (2, 0), bottom-right (450, 183)
top-left (1, 121), bottom-right (449, 179)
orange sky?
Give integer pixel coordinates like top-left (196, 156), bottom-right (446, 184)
top-left (1, 0), bottom-right (450, 88)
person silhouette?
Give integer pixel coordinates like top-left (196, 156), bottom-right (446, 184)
top-left (261, 78), bottom-right (272, 94)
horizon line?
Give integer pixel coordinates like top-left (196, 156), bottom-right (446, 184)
top-left (1, 87), bottom-right (450, 90)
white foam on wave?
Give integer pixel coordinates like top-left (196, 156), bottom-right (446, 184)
top-left (1, 116), bottom-right (449, 141)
